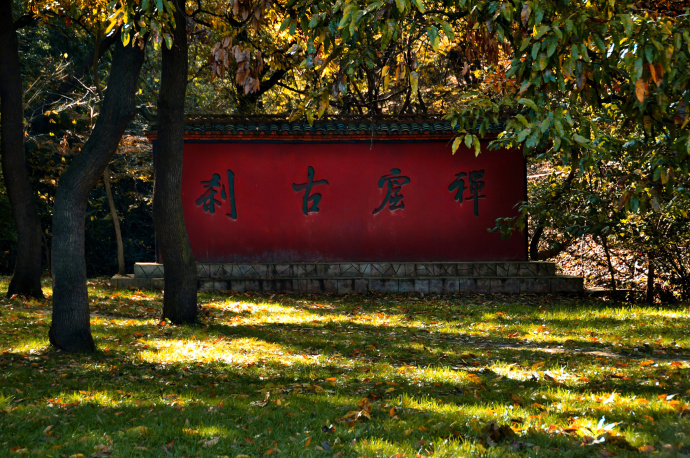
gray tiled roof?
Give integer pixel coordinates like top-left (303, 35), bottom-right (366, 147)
top-left (182, 115), bottom-right (502, 136)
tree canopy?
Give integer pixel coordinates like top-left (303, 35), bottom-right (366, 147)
top-left (1, 0), bottom-right (689, 351)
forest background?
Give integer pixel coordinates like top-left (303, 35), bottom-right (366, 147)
top-left (1, 0), bottom-right (689, 302)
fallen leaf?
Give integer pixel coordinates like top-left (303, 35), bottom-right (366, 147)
top-left (125, 426), bottom-right (149, 436)
top-left (202, 437), bottom-right (219, 448)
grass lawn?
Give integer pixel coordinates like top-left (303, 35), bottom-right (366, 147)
top-left (0, 277), bottom-right (689, 457)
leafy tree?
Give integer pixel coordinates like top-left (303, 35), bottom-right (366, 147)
top-left (283, 0), bottom-right (690, 300)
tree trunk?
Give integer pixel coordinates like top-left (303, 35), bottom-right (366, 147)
top-left (49, 36), bottom-right (145, 352)
top-left (646, 253), bottom-right (655, 304)
top-left (599, 235), bottom-right (617, 292)
top-left (0, 0), bottom-right (44, 298)
top-left (103, 167), bottom-right (125, 275)
top-left (154, 2), bottom-right (197, 324)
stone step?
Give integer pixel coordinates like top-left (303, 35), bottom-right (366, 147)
top-left (133, 261), bottom-right (558, 279)
top-left (197, 276), bottom-right (583, 294)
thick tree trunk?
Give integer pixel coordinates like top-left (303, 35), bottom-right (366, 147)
top-left (49, 37), bottom-right (145, 352)
top-left (154, 3), bottom-right (198, 324)
top-left (0, 0), bottom-right (44, 298)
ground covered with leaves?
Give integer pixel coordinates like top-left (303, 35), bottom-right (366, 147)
top-left (1, 278), bottom-right (689, 457)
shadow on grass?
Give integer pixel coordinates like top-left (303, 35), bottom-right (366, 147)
top-left (4, 345), bottom-right (685, 457)
top-left (2, 291), bottom-right (689, 456)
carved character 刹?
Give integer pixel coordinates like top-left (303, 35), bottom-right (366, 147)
top-left (195, 170), bottom-right (237, 219)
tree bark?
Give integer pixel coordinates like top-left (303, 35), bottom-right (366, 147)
top-left (154, 3), bottom-right (198, 324)
top-left (103, 167), bottom-right (125, 275)
top-left (49, 36), bottom-right (145, 352)
top-left (0, 0), bottom-right (44, 298)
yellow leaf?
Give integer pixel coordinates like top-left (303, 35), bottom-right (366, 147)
top-left (305, 436), bottom-right (312, 447)
top-left (125, 426), bottom-right (149, 436)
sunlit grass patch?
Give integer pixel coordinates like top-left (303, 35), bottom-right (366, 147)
top-left (0, 278), bottom-right (689, 456)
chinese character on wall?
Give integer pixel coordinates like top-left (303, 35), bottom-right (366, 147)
top-left (373, 168), bottom-right (411, 214)
top-left (448, 169), bottom-right (485, 217)
top-left (195, 170), bottom-right (237, 219)
top-left (292, 166), bottom-right (329, 215)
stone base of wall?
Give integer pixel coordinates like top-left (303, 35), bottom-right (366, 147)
top-left (110, 261), bottom-right (583, 294)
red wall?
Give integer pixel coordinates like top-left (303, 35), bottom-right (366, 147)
top-left (181, 140), bottom-right (526, 262)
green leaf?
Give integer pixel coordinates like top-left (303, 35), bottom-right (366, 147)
top-left (411, 0), bottom-right (425, 13)
top-left (395, 0), bottom-right (405, 13)
top-left (553, 136), bottom-right (561, 151)
top-left (634, 57), bottom-right (643, 79)
top-left (279, 16), bottom-right (292, 32)
top-left (349, 10), bottom-right (362, 36)
top-left (534, 7), bottom-right (544, 25)
top-left (163, 33), bottom-right (172, 50)
top-left (518, 98), bottom-right (538, 111)
top-left (440, 21), bottom-right (455, 41)
top-left (531, 41), bottom-right (541, 60)
top-left (534, 25), bottom-right (549, 40)
top-left (573, 134), bottom-right (589, 144)
top-left (546, 37), bottom-right (557, 57)
top-left (517, 128), bottom-right (531, 142)
top-left (472, 135), bottom-right (481, 156)
top-left (427, 26), bottom-right (440, 51)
